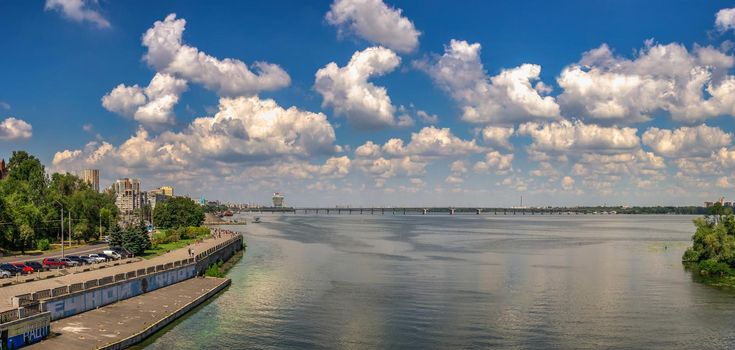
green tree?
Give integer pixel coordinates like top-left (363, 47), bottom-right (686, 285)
top-left (683, 214), bottom-right (735, 276)
top-left (153, 197), bottom-right (204, 229)
top-left (7, 151), bottom-right (47, 205)
top-left (120, 223), bottom-right (151, 255)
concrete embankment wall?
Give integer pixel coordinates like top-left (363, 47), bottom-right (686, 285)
top-left (41, 265), bottom-right (196, 321)
top-left (37, 235), bottom-right (243, 321)
top-left (98, 278), bottom-right (231, 350)
top-left (195, 235), bottom-right (244, 275)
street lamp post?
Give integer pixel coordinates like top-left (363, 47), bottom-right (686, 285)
top-left (53, 200), bottom-right (64, 258)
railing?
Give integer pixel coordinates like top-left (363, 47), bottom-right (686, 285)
top-left (5, 234), bottom-right (243, 317)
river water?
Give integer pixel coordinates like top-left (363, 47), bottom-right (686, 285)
top-left (141, 214), bottom-right (735, 349)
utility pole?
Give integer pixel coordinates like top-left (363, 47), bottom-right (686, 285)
top-left (60, 206), bottom-right (64, 258)
top-left (68, 211), bottom-right (71, 256)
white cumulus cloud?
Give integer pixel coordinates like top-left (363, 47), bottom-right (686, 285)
top-left (557, 41), bottom-right (735, 124)
top-left (481, 126), bottom-right (515, 150)
top-left (315, 46), bottom-right (402, 130)
top-left (473, 151), bottom-right (513, 174)
top-left (142, 14), bottom-right (290, 97)
top-left (418, 39), bottom-right (560, 124)
top-left (519, 120), bottom-right (640, 155)
top-left (52, 96), bottom-right (340, 176)
top-left (381, 126), bottom-right (483, 157)
top-left (0, 117), bottom-right (33, 141)
top-left (642, 124), bottom-right (732, 158)
top-left (716, 8), bottom-right (735, 32)
top-left (45, 0), bottom-right (110, 28)
top-left (326, 0), bottom-right (420, 53)
top-left (102, 73), bottom-right (187, 126)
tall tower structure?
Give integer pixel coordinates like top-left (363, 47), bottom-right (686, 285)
top-left (82, 169), bottom-right (100, 192)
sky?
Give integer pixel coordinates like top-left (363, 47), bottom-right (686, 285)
top-left (2, 0), bottom-right (735, 207)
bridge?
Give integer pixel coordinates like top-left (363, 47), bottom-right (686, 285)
top-left (237, 207), bottom-right (606, 215)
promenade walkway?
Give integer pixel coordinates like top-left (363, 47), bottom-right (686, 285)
top-left (0, 234), bottom-right (232, 312)
top-left (26, 277), bottom-right (229, 350)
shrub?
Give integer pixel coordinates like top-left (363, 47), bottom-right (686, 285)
top-left (682, 247), bottom-right (700, 262)
top-left (205, 260), bottom-right (225, 278)
top-left (151, 232), bottom-right (167, 246)
top-left (698, 259), bottom-right (733, 277)
top-left (36, 239), bottom-right (50, 251)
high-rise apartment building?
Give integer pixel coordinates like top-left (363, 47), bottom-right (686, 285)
top-left (114, 178), bottom-right (144, 224)
top-left (82, 169), bottom-right (100, 192)
top-left (0, 159), bottom-right (7, 180)
top-left (159, 186), bottom-right (174, 197)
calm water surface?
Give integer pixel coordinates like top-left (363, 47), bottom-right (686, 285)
top-left (142, 215), bottom-right (735, 349)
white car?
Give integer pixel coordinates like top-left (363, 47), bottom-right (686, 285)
top-left (0, 269), bottom-right (10, 278)
top-left (103, 250), bottom-right (122, 260)
top-left (87, 254), bottom-right (107, 263)
top-left (59, 258), bottom-right (79, 267)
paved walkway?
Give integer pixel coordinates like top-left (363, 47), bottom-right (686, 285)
top-left (0, 234), bottom-right (233, 312)
top-left (26, 277), bottom-right (229, 350)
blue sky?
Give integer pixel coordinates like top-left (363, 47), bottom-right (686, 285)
top-left (2, 0), bottom-right (735, 207)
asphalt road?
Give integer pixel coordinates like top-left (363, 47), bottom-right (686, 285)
top-left (0, 243), bottom-right (110, 264)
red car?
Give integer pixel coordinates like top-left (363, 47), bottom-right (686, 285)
top-left (42, 258), bottom-right (67, 269)
top-left (11, 263), bottom-right (33, 274)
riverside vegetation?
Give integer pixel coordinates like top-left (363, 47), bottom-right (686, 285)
top-left (682, 203), bottom-right (735, 286)
top-left (0, 151), bottom-right (119, 253)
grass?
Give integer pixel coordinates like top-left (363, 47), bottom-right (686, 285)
top-left (204, 245), bottom-right (246, 277)
top-left (1, 242), bottom-right (99, 257)
top-left (141, 233), bottom-right (210, 259)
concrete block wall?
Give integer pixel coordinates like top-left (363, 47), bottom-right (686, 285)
top-left (41, 265), bottom-right (196, 321)
top-left (8, 234), bottom-right (243, 323)
top-left (195, 235), bottom-right (244, 275)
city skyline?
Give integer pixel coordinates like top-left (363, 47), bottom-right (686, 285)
top-left (3, 1), bottom-right (735, 207)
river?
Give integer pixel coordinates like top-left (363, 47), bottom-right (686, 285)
top-left (140, 214), bottom-right (735, 349)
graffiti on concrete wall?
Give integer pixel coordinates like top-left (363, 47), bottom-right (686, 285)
top-left (1, 313), bottom-right (50, 350)
top-left (43, 266), bottom-right (196, 321)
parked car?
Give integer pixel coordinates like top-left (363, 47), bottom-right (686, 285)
top-left (66, 255), bottom-right (91, 265)
top-left (0, 263), bottom-right (23, 275)
top-left (11, 263), bottom-right (34, 274)
top-left (42, 258), bottom-right (67, 269)
top-left (96, 253), bottom-right (114, 262)
top-left (102, 250), bottom-right (122, 260)
top-left (59, 258), bottom-right (79, 267)
top-left (110, 247), bottom-right (132, 258)
top-left (24, 261), bottom-right (45, 272)
top-left (0, 269), bottom-right (10, 278)
top-left (87, 254), bottom-right (107, 263)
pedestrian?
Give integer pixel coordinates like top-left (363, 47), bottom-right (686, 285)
top-left (188, 247), bottom-right (191, 257)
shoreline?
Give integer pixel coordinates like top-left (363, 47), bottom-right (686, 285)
top-left (5, 232), bottom-right (244, 350)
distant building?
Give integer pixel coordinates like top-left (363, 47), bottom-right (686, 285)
top-left (160, 186), bottom-right (174, 197)
top-left (0, 159), bottom-right (6, 180)
top-left (82, 169), bottom-right (100, 192)
top-left (272, 192), bottom-right (285, 208)
top-left (114, 178), bottom-right (143, 224)
top-left (147, 189), bottom-right (167, 210)
top-left (705, 197), bottom-right (728, 208)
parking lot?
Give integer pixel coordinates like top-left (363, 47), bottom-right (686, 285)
top-left (0, 257), bottom-right (140, 286)
top-left (0, 234), bottom-right (232, 312)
